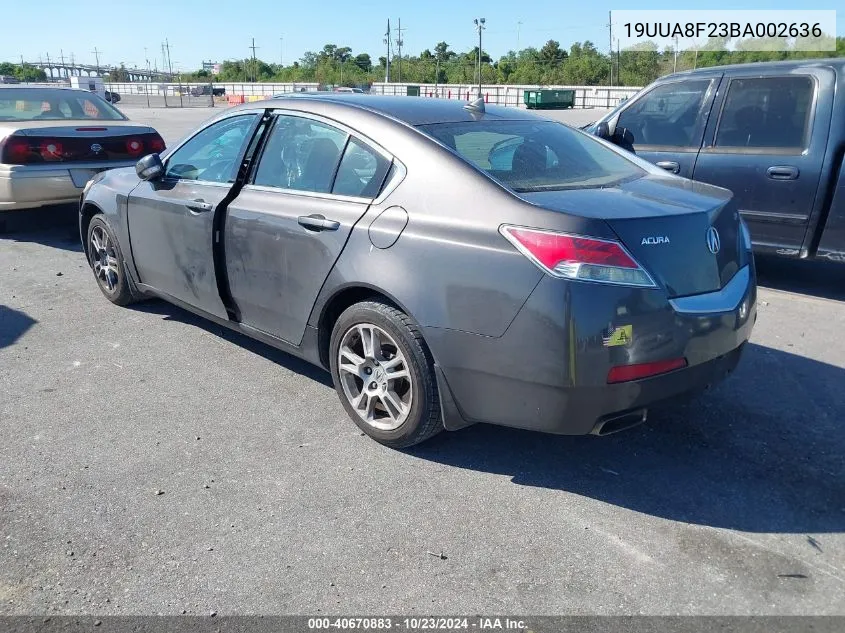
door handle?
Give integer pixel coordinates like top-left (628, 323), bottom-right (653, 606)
top-left (186, 199), bottom-right (213, 212)
top-left (767, 166), bottom-right (799, 180)
top-left (656, 161), bottom-right (680, 174)
top-left (298, 214), bottom-right (340, 232)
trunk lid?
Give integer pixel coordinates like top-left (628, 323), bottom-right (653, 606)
top-left (8, 123), bottom-right (163, 164)
top-left (518, 175), bottom-right (743, 298)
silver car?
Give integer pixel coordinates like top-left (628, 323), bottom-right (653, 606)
top-left (0, 87), bottom-right (165, 211)
top-left (81, 95), bottom-right (755, 448)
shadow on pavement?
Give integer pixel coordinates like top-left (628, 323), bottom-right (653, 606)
top-left (407, 342), bottom-right (844, 534)
top-left (756, 254), bottom-right (845, 302)
top-left (0, 305), bottom-right (37, 349)
top-left (0, 205), bottom-right (82, 253)
top-left (131, 299), bottom-right (333, 388)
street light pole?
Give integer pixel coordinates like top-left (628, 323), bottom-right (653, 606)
top-left (474, 18), bottom-right (486, 98)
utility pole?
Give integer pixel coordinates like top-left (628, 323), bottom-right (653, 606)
top-left (249, 37), bottom-right (259, 82)
top-left (46, 52), bottom-right (52, 80)
top-left (20, 54), bottom-right (25, 78)
top-left (673, 35), bottom-right (678, 73)
top-left (384, 19), bottom-right (391, 83)
top-left (517, 21), bottom-right (523, 50)
top-left (280, 35), bottom-right (284, 66)
top-left (617, 38), bottom-right (621, 84)
top-left (608, 11), bottom-right (613, 86)
top-left (92, 47), bottom-right (101, 76)
top-left (474, 18), bottom-right (486, 98)
top-left (59, 49), bottom-right (66, 79)
top-left (395, 19), bottom-right (404, 83)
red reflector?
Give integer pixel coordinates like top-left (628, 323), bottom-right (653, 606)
top-left (607, 358), bottom-right (687, 384)
top-left (149, 136), bottom-right (165, 153)
top-left (2, 139), bottom-right (31, 164)
top-left (76, 127), bottom-right (108, 131)
top-left (504, 227), bottom-right (638, 270)
top-left (125, 138), bottom-right (144, 156)
top-left (39, 139), bottom-right (64, 161)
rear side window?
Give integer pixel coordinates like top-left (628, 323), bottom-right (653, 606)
top-left (616, 79), bottom-right (712, 148)
top-left (715, 76), bottom-right (813, 150)
top-left (332, 138), bottom-right (391, 198)
top-left (419, 120), bottom-right (643, 192)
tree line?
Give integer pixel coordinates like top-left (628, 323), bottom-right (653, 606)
top-left (4, 36), bottom-right (845, 87)
top-left (175, 37), bottom-right (845, 87)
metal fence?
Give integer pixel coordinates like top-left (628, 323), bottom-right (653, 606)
top-left (103, 82), bottom-right (320, 108)
top-left (99, 81), bottom-right (641, 109)
top-left (370, 83), bottom-right (642, 109)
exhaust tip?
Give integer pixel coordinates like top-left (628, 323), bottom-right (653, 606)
top-left (591, 409), bottom-right (648, 436)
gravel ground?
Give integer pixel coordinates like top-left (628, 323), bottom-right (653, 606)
top-left (0, 105), bottom-right (843, 616)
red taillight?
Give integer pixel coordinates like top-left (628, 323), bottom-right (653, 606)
top-left (500, 225), bottom-right (655, 287)
top-left (39, 139), bottom-right (64, 161)
top-left (126, 138), bottom-right (144, 156)
top-left (607, 358), bottom-right (687, 384)
top-left (148, 135), bottom-right (165, 153)
top-left (0, 137), bottom-right (32, 164)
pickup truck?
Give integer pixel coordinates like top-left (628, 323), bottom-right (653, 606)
top-left (587, 59), bottom-right (845, 263)
top-left (189, 85), bottom-right (226, 98)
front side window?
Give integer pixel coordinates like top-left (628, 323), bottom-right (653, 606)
top-left (0, 88), bottom-right (126, 121)
top-left (616, 79), bottom-right (712, 148)
top-left (419, 120), bottom-right (643, 192)
top-left (165, 114), bottom-right (257, 183)
top-left (715, 76), bottom-right (813, 150)
top-left (253, 115), bottom-right (348, 193)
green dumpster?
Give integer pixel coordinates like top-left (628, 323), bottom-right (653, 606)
top-left (523, 89), bottom-right (575, 109)
top-left (406, 85), bottom-right (420, 97)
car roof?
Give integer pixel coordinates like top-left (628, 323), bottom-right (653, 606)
top-left (250, 93), bottom-right (545, 126)
top-left (663, 56), bottom-right (845, 79)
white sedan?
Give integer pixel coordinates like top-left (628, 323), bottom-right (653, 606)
top-left (0, 87), bottom-right (165, 211)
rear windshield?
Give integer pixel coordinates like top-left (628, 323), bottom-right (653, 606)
top-left (419, 120), bottom-right (643, 192)
top-left (0, 88), bottom-right (125, 122)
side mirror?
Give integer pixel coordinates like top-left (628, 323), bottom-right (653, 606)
top-left (595, 121), bottom-right (611, 139)
top-left (616, 127), bottom-right (635, 149)
top-left (136, 153), bottom-right (164, 181)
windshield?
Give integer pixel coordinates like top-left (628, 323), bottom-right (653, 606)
top-left (419, 120), bottom-right (643, 192)
top-left (0, 88), bottom-right (126, 122)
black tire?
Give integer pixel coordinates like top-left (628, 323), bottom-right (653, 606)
top-left (329, 300), bottom-right (442, 448)
top-left (86, 215), bottom-right (135, 306)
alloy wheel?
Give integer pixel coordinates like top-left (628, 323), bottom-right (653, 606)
top-left (337, 323), bottom-right (413, 431)
top-left (89, 225), bottom-right (120, 293)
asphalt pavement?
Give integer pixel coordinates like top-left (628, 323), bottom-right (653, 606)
top-left (0, 104), bottom-right (843, 616)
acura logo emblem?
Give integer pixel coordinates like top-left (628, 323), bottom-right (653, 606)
top-left (706, 227), bottom-right (721, 254)
top-left (90, 143), bottom-right (103, 153)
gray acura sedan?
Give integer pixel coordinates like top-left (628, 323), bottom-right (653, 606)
top-left (80, 94), bottom-right (756, 447)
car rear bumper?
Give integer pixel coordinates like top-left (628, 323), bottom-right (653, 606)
top-left (425, 264), bottom-right (756, 435)
top-left (0, 162), bottom-right (134, 210)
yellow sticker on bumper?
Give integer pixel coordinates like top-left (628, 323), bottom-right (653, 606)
top-left (603, 325), bottom-right (632, 347)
